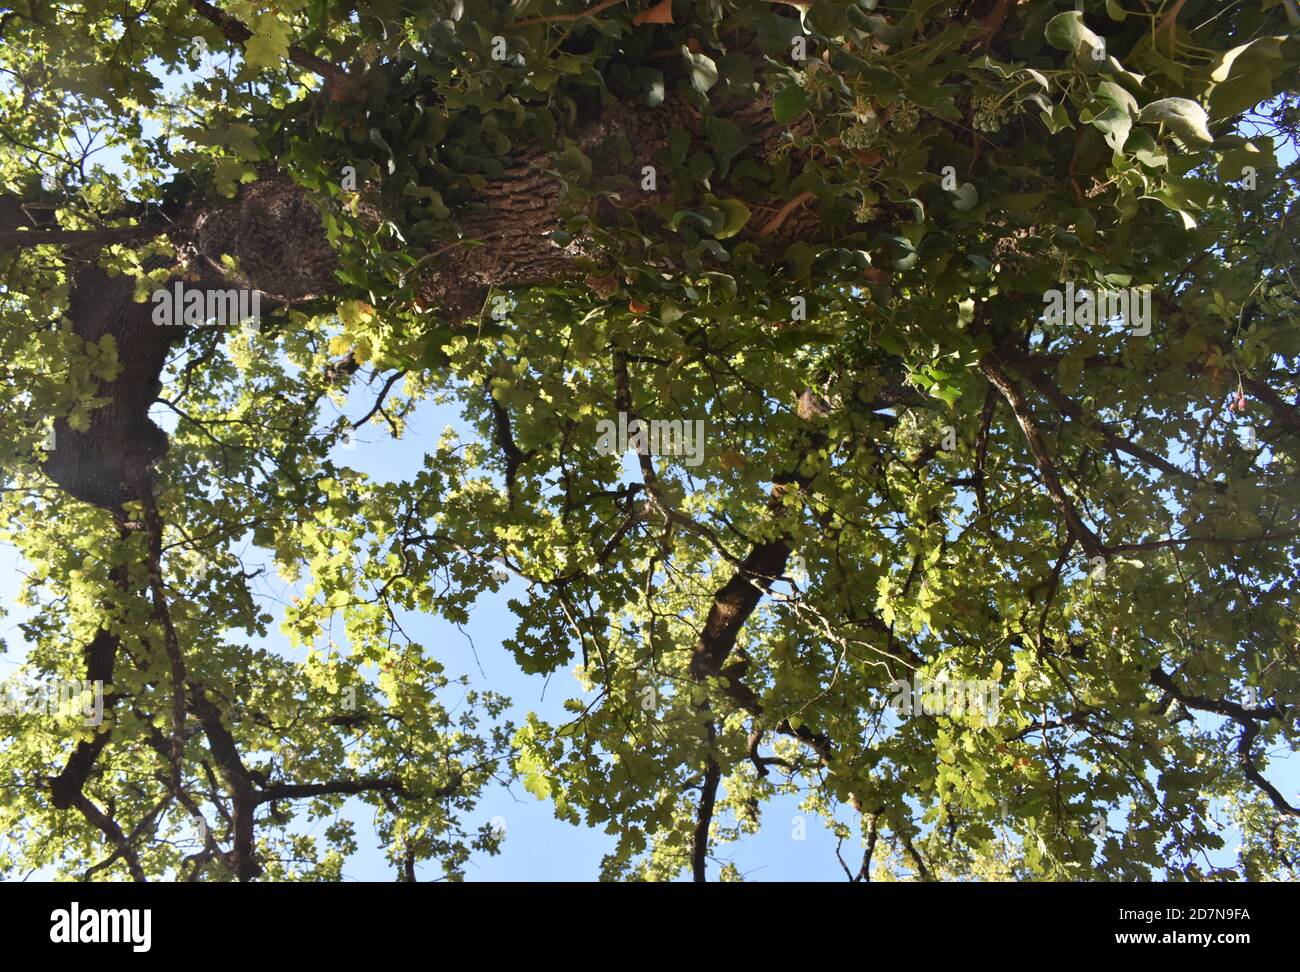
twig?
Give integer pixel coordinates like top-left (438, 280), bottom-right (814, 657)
top-left (758, 190), bottom-right (815, 237)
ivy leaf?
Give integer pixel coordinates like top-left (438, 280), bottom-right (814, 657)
top-left (1138, 97), bottom-right (1214, 146)
top-left (783, 241), bottom-right (817, 279)
top-left (369, 129), bottom-right (397, 175)
top-left (1208, 64), bottom-right (1277, 119)
top-left (1044, 11), bottom-right (1103, 59)
top-left (773, 85), bottom-right (810, 122)
top-left (948, 182), bottom-right (980, 212)
top-left (681, 47), bottom-right (718, 94)
top-left (711, 197), bottom-right (751, 239)
top-left (881, 234), bottom-right (917, 270)
top-left (704, 117), bottom-right (746, 178)
top-left (632, 66), bottom-right (665, 107)
top-left (671, 206), bottom-right (724, 234)
top-left (1207, 37), bottom-right (1287, 120)
top-left (1091, 106), bottom-right (1132, 152)
top-left (930, 382), bottom-right (962, 408)
top-left (1039, 103), bottom-right (1074, 134)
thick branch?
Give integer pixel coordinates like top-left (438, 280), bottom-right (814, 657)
top-left (691, 757), bottom-right (721, 882)
top-left (188, 687), bottom-right (261, 880)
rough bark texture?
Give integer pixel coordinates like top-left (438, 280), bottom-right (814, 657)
top-left (43, 261), bottom-right (176, 509)
top-left (185, 171), bottom-right (340, 303)
top-left (415, 94), bottom-right (817, 321)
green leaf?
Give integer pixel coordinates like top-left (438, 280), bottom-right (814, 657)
top-left (1209, 65), bottom-right (1277, 119)
top-left (681, 47), bottom-right (718, 95)
top-left (930, 382), bottom-right (962, 408)
top-left (704, 117), bottom-right (746, 178)
top-left (1138, 97), bottom-right (1213, 147)
top-left (1141, 186), bottom-right (1198, 229)
top-left (671, 206), bottom-right (724, 234)
top-left (519, 751), bottom-right (553, 800)
top-left (784, 241), bottom-right (817, 279)
top-left (243, 26), bottom-right (291, 71)
top-left (711, 197), bottom-right (752, 239)
top-left (369, 129), bottom-right (397, 175)
top-left (948, 182), bottom-right (979, 212)
top-left (773, 85), bottom-right (811, 123)
top-left (995, 191), bottom-right (1048, 213)
top-left (551, 141), bottom-right (593, 185)
top-left (1095, 80), bottom-right (1139, 116)
top-left (1039, 103), bottom-right (1074, 134)
top-left (718, 51), bottom-right (754, 92)
top-left (1044, 11), bottom-right (1103, 58)
top-left (881, 234), bottom-right (917, 270)
top-left (1206, 39), bottom-right (1288, 120)
top-left (1209, 36), bottom-right (1285, 84)
top-left (659, 299), bottom-right (685, 323)
top-left (1091, 106), bottom-right (1132, 152)
top-left (632, 66), bottom-right (665, 107)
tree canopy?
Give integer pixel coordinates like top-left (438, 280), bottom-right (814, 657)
top-left (1, 0), bottom-right (1299, 881)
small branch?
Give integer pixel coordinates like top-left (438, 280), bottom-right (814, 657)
top-left (1238, 722), bottom-right (1300, 817)
top-left (1010, 710), bottom-right (1092, 741)
top-left (1242, 377), bottom-right (1300, 438)
top-left (1034, 537), bottom-right (1074, 652)
top-left (1013, 362), bottom-right (1210, 489)
top-left (746, 727), bottom-right (792, 777)
top-left (1149, 667), bottom-right (1285, 724)
top-left (258, 776), bottom-right (421, 804)
top-left (0, 224), bottom-right (162, 250)
top-left (860, 812), bottom-right (879, 882)
top-left (349, 370), bottom-right (407, 432)
top-left (137, 482), bottom-right (189, 794)
top-left (188, 688), bottom-right (261, 880)
top-left (68, 793), bottom-right (147, 882)
top-left (1149, 666), bottom-right (1297, 815)
top-left (511, 0), bottom-right (629, 28)
top-left (484, 374), bottom-right (531, 508)
top-left (190, 0), bottom-right (355, 90)
top-left (1108, 531), bottom-right (1299, 555)
top-left (900, 831), bottom-right (933, 881)
top-left (758, 191), bottom-right (815, 238)
top-left (973, 384), bottom-right (996, 516)
top-left (980, 354), bottom-right (1105, 558)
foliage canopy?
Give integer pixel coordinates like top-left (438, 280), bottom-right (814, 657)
top-left (1, 0), bottom-right (1299, 881)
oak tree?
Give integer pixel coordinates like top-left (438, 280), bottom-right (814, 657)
top-left (1, 0), bottom-right (1299, 881)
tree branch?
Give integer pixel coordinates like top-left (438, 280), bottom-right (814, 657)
top-left (189, 0), bottom-right (356, 91)
top-left (691, 756), bottom-right (721, 882)
top-left (1012, 359), bottom-right (1212, 489)
top-left (980, 354), bottom-right (1105, 558)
